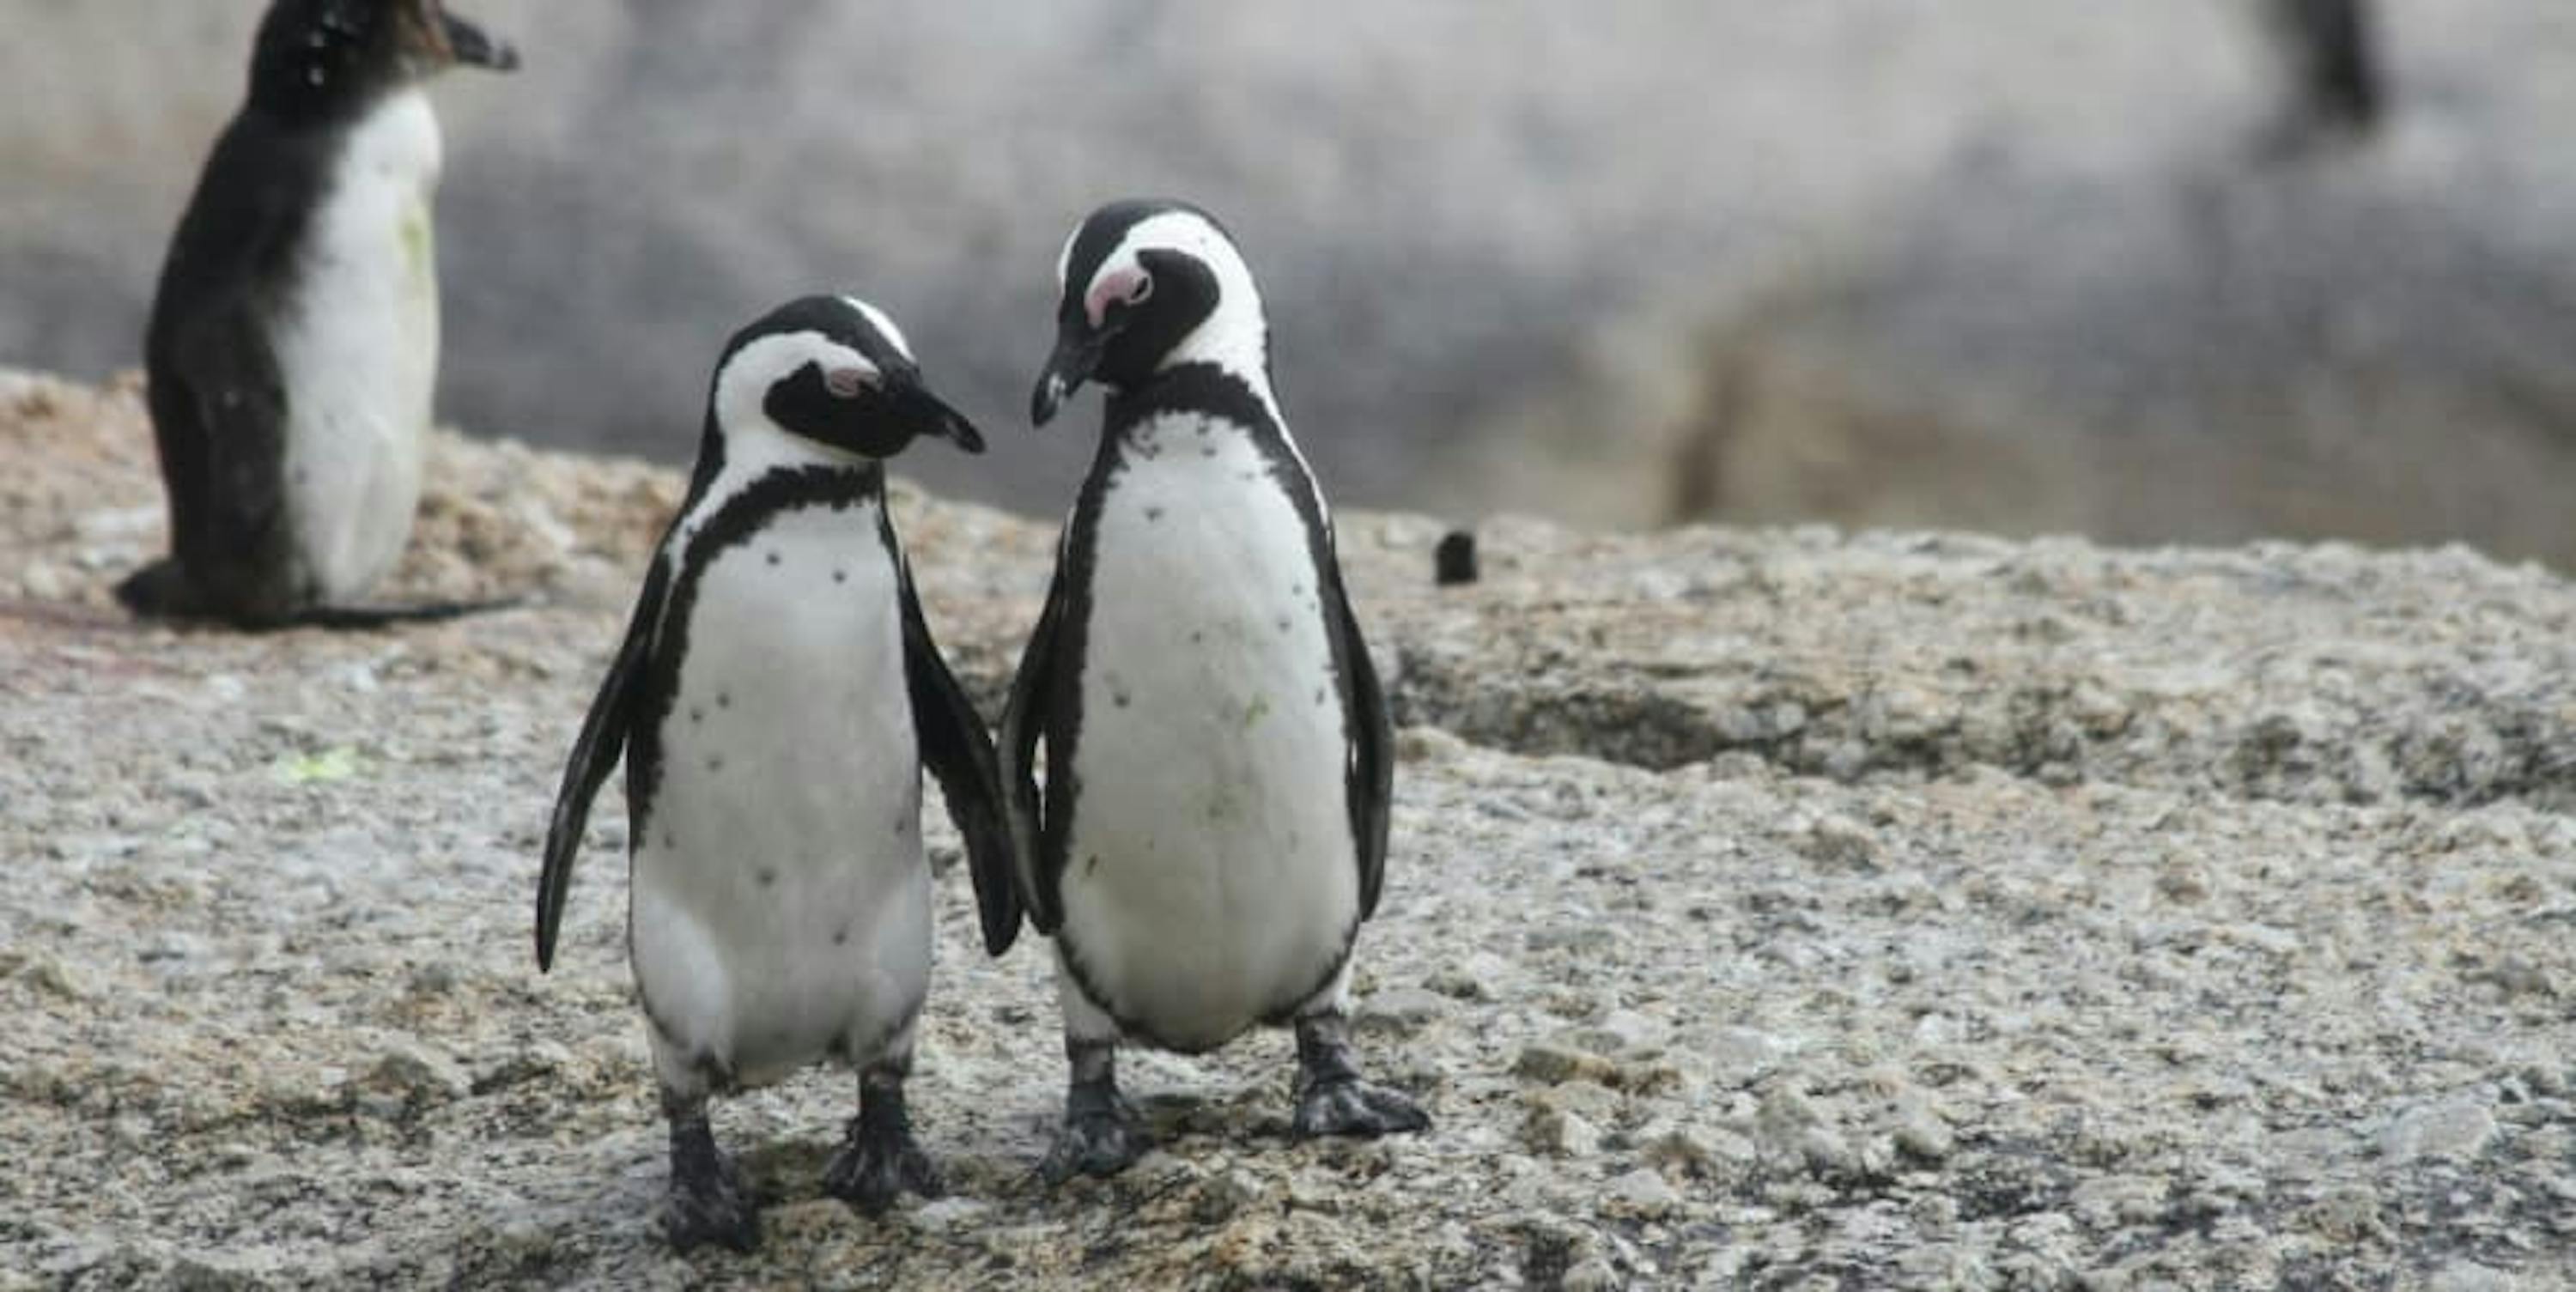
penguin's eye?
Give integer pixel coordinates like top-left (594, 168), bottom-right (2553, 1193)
top-left (823, 366), bottom-right (872, 398)
top-left (1126, 274), bottom-right (1155, 306)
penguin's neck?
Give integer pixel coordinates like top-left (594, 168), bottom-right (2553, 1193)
top-left (1100, 361), bottom-right (1333, 530)
top-left (690, 419), bottom-right (884, 525)
top-left (249, 53), bottom-right (410, 130)
top-left (1107, 356), bottom-right (1287, 447)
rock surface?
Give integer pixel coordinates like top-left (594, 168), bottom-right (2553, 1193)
top-left (6, 368), bottom-right (2575, 1288)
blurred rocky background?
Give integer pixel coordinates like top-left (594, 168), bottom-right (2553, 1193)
top-left (4, 2), bottom-right (2573, 560)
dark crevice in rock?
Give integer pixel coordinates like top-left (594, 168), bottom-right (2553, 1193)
top-left (1389, 646), bottom-right (2576, 810)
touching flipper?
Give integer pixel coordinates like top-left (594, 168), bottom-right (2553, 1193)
top-left (536, 557), bottom-right (671, 970)
top-left (998, 540), bottom-right (1074, 933)
top-left (893, 543), bottom-right (1021, 955)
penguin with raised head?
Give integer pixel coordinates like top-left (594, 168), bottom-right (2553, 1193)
top-left (538, 296), bottom-right (1022, 1252)
top-left (120, 0), bottom-right (518, 628)
top-left (1004, 199), bottom-right (1430, 1180)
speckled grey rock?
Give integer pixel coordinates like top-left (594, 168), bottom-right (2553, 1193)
top-left (5, 372), bottom-right (2575, 1287)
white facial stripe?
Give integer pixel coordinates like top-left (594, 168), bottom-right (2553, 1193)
top-left (1054, 226), bottom-right (1082, 293)
top-left (841, 296), bottom-right (914, 363)
top-left (714, 331), bottom-right (879, 436)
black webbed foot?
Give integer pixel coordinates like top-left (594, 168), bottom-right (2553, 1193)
top-left (1041, 1083), bottom-right (1146, 1182)
top-left (665, 1107), bottom-right (760, 1253)
top-left (1039, 1038), bottom-right (1147, 1182)
top-left (823, 1077), bottom-right (943, 1215)
top-left (1292, 1075), bottom-right (1431, 1138)
top-left (1291, 1010), bottom-right (1431, 1140)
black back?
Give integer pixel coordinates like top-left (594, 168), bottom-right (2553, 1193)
top-left (133, 101), bottom-right (334, 623)
top-left (123, 0), bottom-right (514, 627)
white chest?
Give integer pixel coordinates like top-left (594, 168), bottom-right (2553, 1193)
top-left (274, 89), bottom-right (444, 601)
top-left (1058, 415), bottom-right (1360, 1047)
top-left (629, 498), bottom-right (931, 1088)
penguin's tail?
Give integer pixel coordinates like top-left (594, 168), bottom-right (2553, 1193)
top-left (289, 596), bottom-right (532, 631)
top-left (116, 561), bottom-right (529, 631)
top-left (113, 558), bottom-right (197, 617)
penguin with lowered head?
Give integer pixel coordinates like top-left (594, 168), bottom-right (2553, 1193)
top-left (1004, 199), bottom-right (1431, 1180)
top-left (538, 295), bottom-right (1021, 1251)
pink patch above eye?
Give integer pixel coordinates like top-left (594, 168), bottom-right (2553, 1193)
top-left (1085, 265), bottom-right (1150, 327)
top-left (824, 367), bottom-right (868, 397)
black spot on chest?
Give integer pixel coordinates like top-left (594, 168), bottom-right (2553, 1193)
top-left (625, 464), bottom-right (884, 831)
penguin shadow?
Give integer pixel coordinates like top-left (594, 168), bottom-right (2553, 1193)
top-left (1136, 1087), bottom-right (1296, 1148)
top-left (1011, 1083), bottom-right (1380, 1201)
top-left (732, 1136), bottom-right (847, 1207)
top-left (700, 1085), bottom-right (1337, 1217)
top-left (0, 594), bottom-right (538, 637)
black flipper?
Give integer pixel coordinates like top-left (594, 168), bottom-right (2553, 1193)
top-left (891, 538), bottom-right (1021, 957)
top-left (999, 542), bottom-right (1074, 934)
top-left (536, 556), bottom-right (671, 971)
top-left (1325, 561), bottom-right (1395, 919)
top-left (133, 283), bottom-right (297, 625)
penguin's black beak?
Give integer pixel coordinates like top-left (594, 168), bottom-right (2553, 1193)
top-left (442, 12), bottom-right (519, 72)
top-left (890, 376), bottom-right (986, 455)
top-left (1030, 330), bottom-right (1108, 428)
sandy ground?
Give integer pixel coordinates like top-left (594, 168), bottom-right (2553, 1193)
top-left (3, 369), bottom-right (2573, 1289)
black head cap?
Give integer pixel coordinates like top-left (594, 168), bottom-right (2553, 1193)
top-left (249, 0), bottom-right (517, 121)
top-left (1031, 198), bottom-right (1269, 425)
top-left (704, 294), bottom-right (985, 464)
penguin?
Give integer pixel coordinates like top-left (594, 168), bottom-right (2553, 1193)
top-left (119, 0), bottom-right (518, 628)
top-left (1003, 199), bottom-right (1430, 1181)
top-left (538, 295), bottom-right (1022, 1252)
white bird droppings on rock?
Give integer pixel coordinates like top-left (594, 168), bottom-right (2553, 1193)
top-left (2377, 1099), bottom-right (2498, 1165)
top-left (1601, 1168), bottom-right (1682, 1218)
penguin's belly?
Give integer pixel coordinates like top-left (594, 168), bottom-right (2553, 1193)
top-left (1060, 417), bottom-right (1359, 1052)
top-left (272, 89), bottom-right (443, 604)
top-left (629, 504), bottom-right (928, 1089)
